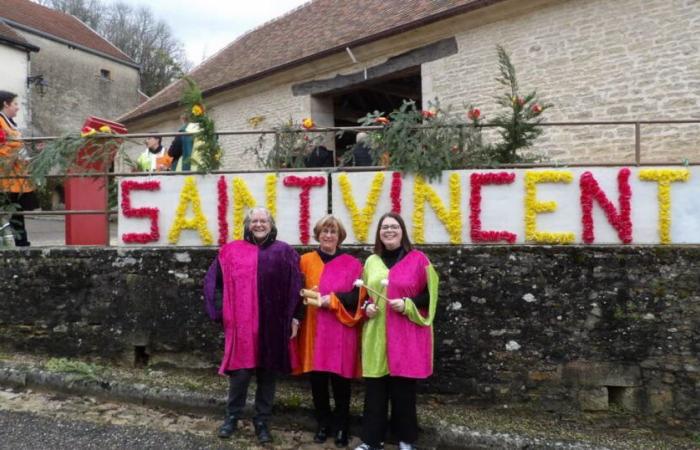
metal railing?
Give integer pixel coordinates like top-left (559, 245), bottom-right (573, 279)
top-left (1, 119), bottom-right (699, 246)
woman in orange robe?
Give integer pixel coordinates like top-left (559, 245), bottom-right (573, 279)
top-left (0, 91), bottom-right (37, 246)
top-left (296, 215), bottom-right (365, 448)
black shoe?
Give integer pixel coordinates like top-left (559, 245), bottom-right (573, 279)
top-left (254, 421), bottom-right (273, 444)
top-left (217, 417), bottom-right (238, 439)
top-left (334, 429), bottom-right (349, 447)
top-left (313, 425), bottom-right (330, 443)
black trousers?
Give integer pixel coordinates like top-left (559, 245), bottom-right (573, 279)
top-left (226, 368), bottom-right (276, 423)
top-left (310, 371), bottom-right (351, 431)
top-left (5, 192), bottom-right (37, 247)
top-left (361, 376), bottom-right (418, 446)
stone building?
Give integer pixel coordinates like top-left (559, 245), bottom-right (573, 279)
top-left (0, 20), bottom-right (38, 127)
top-left (0, 0), bottom-right (142, 136)
top-left (120, 0), bottom-right (700, 169)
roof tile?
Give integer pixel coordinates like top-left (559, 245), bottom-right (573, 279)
top-left (0, 18), bottom-right (35, 50)
top-left (0, 0), bottom-right (134, 64)
top-left (121, 0), bottom-right (500, 122)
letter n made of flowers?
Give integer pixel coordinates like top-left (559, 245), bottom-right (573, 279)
top-left (580, 168), bottom-right (633, 244)
top-left (413, 173), bottom-right (462, 244)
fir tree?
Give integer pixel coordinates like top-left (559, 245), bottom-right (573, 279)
top-left (487, 45), bottom-right (551, 163)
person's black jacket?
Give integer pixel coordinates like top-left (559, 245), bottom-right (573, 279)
top-left (304, 145), bottom-right (334, 168)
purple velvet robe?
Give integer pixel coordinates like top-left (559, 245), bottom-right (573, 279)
top-left (203, 239), bottom-right (302, 374)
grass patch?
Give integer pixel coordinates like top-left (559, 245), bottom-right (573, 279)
top-left (182, 379), bottom-right (206, 391)
top-left (45, 358), bottom-right (109, 382)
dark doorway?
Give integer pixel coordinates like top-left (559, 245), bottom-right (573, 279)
top-left (324, 67), bottom-right (422, 160)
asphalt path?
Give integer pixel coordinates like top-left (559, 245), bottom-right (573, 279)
top-left (0, 409), bottom-right (231, 450)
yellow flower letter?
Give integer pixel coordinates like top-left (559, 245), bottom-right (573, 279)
top-left (168, 176), bottom-right (213, 245)
top-left (639, 169), bottom-right (690, 244)
top-left (338, 172), bottom-right (385, 242)
top-left (232, 176), bottom-right (278, 240)
top-left (524, 170), bottom-right (575, 244)
top-left (265, 174), bottom-right (278, 219)
top-left (412, 174), bottom-right (462, 244)
top-left (232, 177), bottom-right (258, 240)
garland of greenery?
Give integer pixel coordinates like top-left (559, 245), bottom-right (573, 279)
top-left (244, 117), bottom-right (324, 169)
top-left (357, 45), bottom-right (552, 181)
top-left (179, 77), bottom-right (222, 172)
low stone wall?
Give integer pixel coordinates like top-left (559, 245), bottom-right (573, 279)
top-left (1, 246), bottom-right (698, 423)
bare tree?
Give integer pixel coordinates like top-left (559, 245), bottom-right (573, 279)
top-left (35, 0), bottom-right (191, 96)
top-left (36, 0), bottom-right (102, 29)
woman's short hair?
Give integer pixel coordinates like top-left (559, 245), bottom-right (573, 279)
top-left (313, 215), bottom-right (347, 245)
top-left (146, 133), bottom-right (162, 145)
top-left (243, 207), bottom-right (276, 232)
top-left (0, 91), bottom-right (17, 108)
top-left (373, 212), bottom-right (413, 256)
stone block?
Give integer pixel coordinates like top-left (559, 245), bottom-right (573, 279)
top-left (647, 388), bottom-right (674, 415)
top-left (578, 387), bottom-right (608, 411)
top-left (528, 370), bottom-right (559, 382)
top-left (562, 361), bottom-right (641, 387)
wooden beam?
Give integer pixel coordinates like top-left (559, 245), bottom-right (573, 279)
top-left (292, 38), bottom-right (457, 96)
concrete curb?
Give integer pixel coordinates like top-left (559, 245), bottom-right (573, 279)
top-left (0, 364), bottom-right (608, 449)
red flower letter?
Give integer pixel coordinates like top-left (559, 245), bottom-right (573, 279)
top-left (390, 171), bottom-right (402, 214)
top-left (121, 180), bottom-right (161, 244)
top-left (283, 175), bottom-right (327, 244)
top-left (217, 176), bottom-right (229, 245)
top-left (580, 168), bottom-right (632, 244)
top-left (469, 172), bottom-right (517, 243)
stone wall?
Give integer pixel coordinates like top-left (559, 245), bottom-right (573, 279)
top-left (19, 33), bottom-right (142, 137)
top-left (0, 246), bottom-right (698, 424)
top-left (424, 0), bottom-right (700, 164)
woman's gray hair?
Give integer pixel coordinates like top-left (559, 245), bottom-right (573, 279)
top-left (243, 207), bottom-right (276, 231)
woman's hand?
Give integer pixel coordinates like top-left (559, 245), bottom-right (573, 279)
top-left (320, 295), bottom-right (331, 308)
top-left (290, 318), bottom-right (300, 339)
top-left (365, 303), bottom-right (378, 318)
top-left (388, 298), bottom-right (406, 313)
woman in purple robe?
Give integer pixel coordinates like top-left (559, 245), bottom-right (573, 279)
top-left (203, 207), bottom-right (303, 444)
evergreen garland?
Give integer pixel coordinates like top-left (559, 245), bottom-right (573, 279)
top-left (180, 77), bottom-right (222, 172)
top-left (358, 45), bottom-right (552, 180)
top-left (487, 45), bottom-right (552, 163)
top-left (244, 118), bottom-right (323, 169)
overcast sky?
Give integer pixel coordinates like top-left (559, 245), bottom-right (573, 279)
top-left (121, 0), bottom-right (309, 64)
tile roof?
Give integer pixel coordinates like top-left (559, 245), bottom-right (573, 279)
top-left (0, 18), bottom-right (37, 51)
top-left (120, 0), bottom-right (504, 123)
top-left (0, 0), bottom-right (135, 65)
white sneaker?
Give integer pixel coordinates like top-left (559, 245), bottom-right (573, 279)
top-left (354, 443), bottom-right (384, 450)
top-left (399, 442), bottom-right (415, 450)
